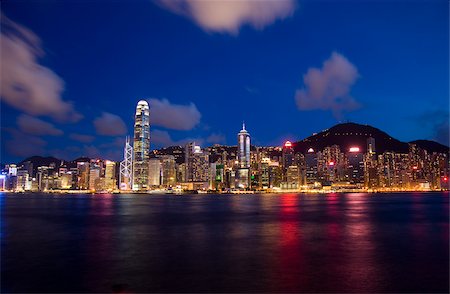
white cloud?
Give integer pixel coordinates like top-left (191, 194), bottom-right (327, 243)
top-left (156, 0), bottom-right (296, 34)
top-left (295, 52), bottom-right (360, 119)
top-left (0, 14), bottom-right (82, 122)
top-left (93, 112), bottom-right (127, 136)
top-left (148, 98), bottom-right (201, 130)
top-left (17, 114), bottom-right (63, 136)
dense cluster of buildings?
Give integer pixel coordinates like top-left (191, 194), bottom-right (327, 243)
top-left (1, 100), bottom-right (449, 193)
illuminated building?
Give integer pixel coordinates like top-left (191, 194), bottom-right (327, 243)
top-left (347, 147), bottom-right (365, 184)
top-left (185, 142), bottom-right (210, 182)
top-left (37, 166), bottom-right (49, 191)
top-left (305, 148), bottom-right (318, 184)
top-left (259, 157), bottom-right (270, 189)
top-left (133, 100), bottom-right (150, 190)
top-left (148, 158), bottom-right (161, 186)
top-left (105, 160), bottom-right (117, 191)
top-left (367, 137), bottom-right (376, 155)
top-left (77, 161), bottom-right (90, 190)
top-left (161, 155), bottom-right (176, 187)
top-left (285, 165), bottom-right (300, 189)
top-left (89, 165), bottom-right (100, 191)
top-left (238, 123), bottom-right (251, 168)
top-left (120, 137), bottom-right (133, 190)
top-left (237, 123), bottom-right (251, 189)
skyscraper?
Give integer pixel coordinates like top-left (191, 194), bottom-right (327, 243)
top-left (237, 122), bottom-right (251, 188)
top-left (120, 136), bottom-right (133, 190)
top-left (185, 142), bottom-right (209, 182)
top-left (133, 100), bottom-right (150, 190)
top-left (238, 122), bottom-right (251, 169)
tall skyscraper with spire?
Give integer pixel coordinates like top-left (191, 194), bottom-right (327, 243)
top-left (238, 122), bottom-right (251, 168)
top-left (237, 122), bottom-right (251, 188)
top-left (133, 100), bottom-right (150, 190)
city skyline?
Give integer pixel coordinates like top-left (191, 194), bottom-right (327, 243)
top-left (1, 0), bottom-right (449, 164)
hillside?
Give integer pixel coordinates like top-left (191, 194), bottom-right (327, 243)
top-left (294, 123), bottom-right (410, 154)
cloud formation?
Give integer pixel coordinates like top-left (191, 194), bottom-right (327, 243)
top-left (93, 112), bottom-right (127, 136)
top-left (17, 114), bottom-right (63, 136)
top-left (0, 14), bottom-right (82, 122)
top-left (4, 128), bottom-right (47, 158)
top-left (148, 98), bottom-right (201, 130)
top-left (69, 133), bottom-right (96, 143)
top-left (156, 0), bottom-right (296, 34)
top-left (295, 52), bottom-right (360, 119)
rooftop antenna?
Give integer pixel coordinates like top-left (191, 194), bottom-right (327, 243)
top-left (242, 121), bottom-right (245, 130)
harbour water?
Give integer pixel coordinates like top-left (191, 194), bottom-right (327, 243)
top-left (1, 192), bottom-right (449, 293)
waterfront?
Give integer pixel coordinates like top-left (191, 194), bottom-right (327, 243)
top-left (1, 192), bottom-right (449, 293)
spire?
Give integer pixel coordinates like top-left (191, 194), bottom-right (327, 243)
top-left (242, 121), bottom-right (245, 131)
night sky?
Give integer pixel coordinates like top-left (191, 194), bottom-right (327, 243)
top-left (1, 0), bottom-right (448, 163)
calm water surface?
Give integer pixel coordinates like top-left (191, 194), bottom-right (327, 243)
top-left (1, 192), bottom-right (449, 293)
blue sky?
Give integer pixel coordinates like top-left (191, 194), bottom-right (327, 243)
top-left (1, 0), bottom-right (448, 162)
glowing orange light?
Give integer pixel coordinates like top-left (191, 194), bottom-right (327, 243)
top-left (284, 141), bottom-right (292, 147)
top-left (412, 166), bottom-right (418, 170)
top-left (444, 177), bottom-right (448, 182)
top-left (329, 161), bottom-right (335, 166)
top-left (349, 147), bottom-right (360, 153)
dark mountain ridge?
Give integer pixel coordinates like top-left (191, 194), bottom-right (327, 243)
top-left (293, 123), bottom-right (448, 154)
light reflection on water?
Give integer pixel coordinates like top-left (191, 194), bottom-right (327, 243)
top-left (1, 192), bottom-right (449, 293)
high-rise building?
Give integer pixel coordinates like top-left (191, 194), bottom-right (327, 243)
top-left (161, 155), bottom-right (176, 187)
top-left (120, 137), bottom-right (133, 190)
top-left (347, 147), bottom-right (364, 184)
top-left (148, 158), bottom-right (161, 186)
top-left (133, 100), bottom-right (150, 190)
top-left (237, 123), bottom-right (251, 189)
top-left (367, 137), bottom-right (376, 155)
top-left (77, 161), bottom-right (90, 190)
top-left (185, 142), bottom-right (210, 182)
top-left (237, 122), bottom-right (251, 169)
top-left (105, 160), bottom-right (117, 191)
top-left (305, 148), bottom-right (318, 184)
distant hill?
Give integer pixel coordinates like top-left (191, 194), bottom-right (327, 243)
top-left (294, 123), bottom-right (431, 154)
top-left (409, 140), bottom-right (449, 154)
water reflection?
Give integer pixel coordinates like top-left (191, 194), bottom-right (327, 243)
top-left (2, 193), bottom-right (449, 293)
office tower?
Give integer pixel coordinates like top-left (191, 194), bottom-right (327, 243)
top-left (37, 166), bottom-right (49, 191)
top-left (282, 141), bottom-right (294, 169)
top-left (347, 147), bottom-right (365, 184)
top-left (286, 165), bottom-right (300, 189)
top-left (305, 148), bottom-right (318, 184)
top-left (77, 161), bottom-right (90, 190)
top-left (282, 141), bottom-right (295, 185)
top-left (133, 100), bottom-right (150, 190)
top-left (161, 155), bottom-right (176, 186)
top-left (367, 137), bottom-right (376, 155)
top-left (238, 122), bottom-right (251, 168)
top-left (185, 142), bottom-right (209, 182)
top-left (89, 165), bottom-right (101, 191)
top-left (120, 137), bottom-right (133, 190)
top-left (105, 160), bottom-right (117, 191)
top-left (237, 123), bottom-right (251, 189)
top-left (148, 158), bottom-right (161, 186)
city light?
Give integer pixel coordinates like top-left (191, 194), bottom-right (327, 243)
top-left (284, 141), bottom-right (292, 147)
top-left (349, 147), bottom-right (360, 153)
top-left (307, 148), bottom-right (314, 153)
top-left (329, 162), bottom-right (335, 166)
